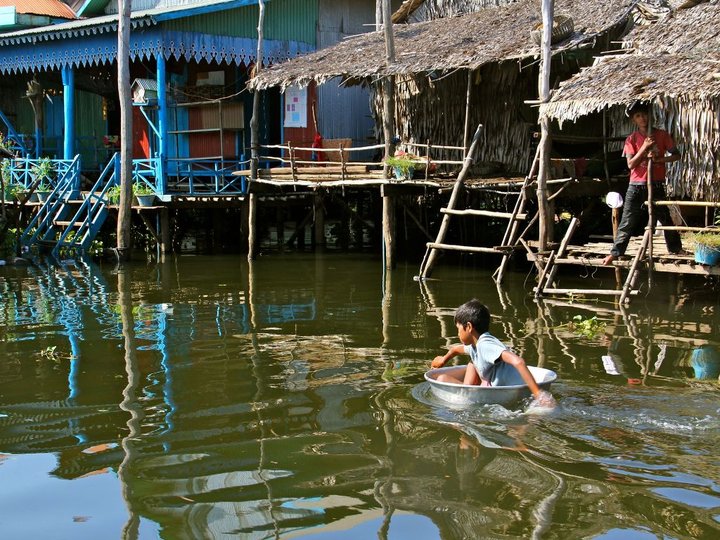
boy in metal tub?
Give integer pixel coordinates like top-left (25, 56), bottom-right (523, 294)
top-left (431, 299), bottom-right (555, 407)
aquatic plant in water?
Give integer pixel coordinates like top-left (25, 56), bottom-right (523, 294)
top-left (569, 315), bottom-right (606, 339)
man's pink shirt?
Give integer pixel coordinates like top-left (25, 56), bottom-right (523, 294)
top-left (623, 129), bottom-right (676, 184)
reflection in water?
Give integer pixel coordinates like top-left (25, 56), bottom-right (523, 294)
top-left (118, 266), bottom-right (142, 540)
top-left (0, 256), bottom-right (719, 539)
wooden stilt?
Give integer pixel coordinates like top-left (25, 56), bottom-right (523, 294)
top-left (313, 192), bottom-right (325, 248)
top-left (493, 145), bottom-right (542, 283)
top-left (382, 186), bottom-right (396, 270)
top-left (534, 217), bottom-right (579, 296)
top-left (620, 229), bottom-right (651, 304)
top-left (160, 207), bottom-right (170, 255)
top-left (247, 193), bottom-right (257, 260)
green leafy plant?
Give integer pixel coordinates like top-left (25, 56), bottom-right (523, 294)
top-left (385, 150), bottom-right (424, 179)
top-left (133, 182), bottom-right (155, 196)
top-left (0, 133), bottom-right (13, 154)
top-left (106, 185), bottom-right (121, 204)
top-left (569, 315), bottom-right (606, 339)
top-left (9, 183), bottom-right (26, 200)
top-left (31, 157), bottom-right (54, 184)
top-left (690, 232), bottom-right (720, 249)
top-left (1, 158), bottom-right (12, 184)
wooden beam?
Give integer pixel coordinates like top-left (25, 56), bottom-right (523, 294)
top-left (426, 242), bottom-right (499, 254)
top-left (440, 208), bottom-right (527, 220)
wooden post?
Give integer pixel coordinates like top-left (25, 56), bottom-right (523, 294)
top-left (248, 0), bottom-right (265, 260)
top-left (160, 207), bottom-right (170, 256)
top-left (381, 0), bottom-right (397, 269)
top-left (115, 0), bottom-right (133, 262)
top-left (537, 0), bottom-right (554, 252)
top-left (248, 193), bottom-right (257, 258)
top-left (463, 70), bottom-right (473, 154)
top-left (612, 206), bottom-right (621, 286)
top-left (646, 108), bottom-right (654, 273)
top-left (313, 192), bottom-right (325, 248)
top-left (382, 184), bottom-right (396, 269)
top-left (424, 140), bottom-right (431, 181)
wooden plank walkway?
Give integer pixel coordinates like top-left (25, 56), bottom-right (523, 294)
top-left (531, 235), bottom-right (720, 276)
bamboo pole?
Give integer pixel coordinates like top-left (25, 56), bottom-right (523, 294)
top-left (248, 0), bottom-right (265, 260)
top-left (534, 250), bottom-right (556, 298)
top-left (418, 124), bottom-right (483, 279)
top-left (535, 216), bottom-right (579, 295)
top-left (646, 109), bottom-right (654, 283)
top-left (620, 229), bottom-right (650, 305)
top-left (463, 70), bottom-right (473, 154)
top-left (537, 0), bottom-right (554, 252)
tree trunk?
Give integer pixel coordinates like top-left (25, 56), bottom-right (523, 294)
top-left (116, 0), bottom-right (133, 261)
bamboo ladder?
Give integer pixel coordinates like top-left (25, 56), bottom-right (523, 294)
top-left (417, 125), bottom-right (536, 280)
top-left (533, 220), bottom-right (649, 304)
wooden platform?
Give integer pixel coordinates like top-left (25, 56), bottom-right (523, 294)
top-left (531, 235), bottom-right (720, 276)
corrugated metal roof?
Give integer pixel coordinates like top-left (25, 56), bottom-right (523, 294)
top-left (0, 0), bottom-right (77, 19)
top-left (0, 0), bottom-right (253, 44)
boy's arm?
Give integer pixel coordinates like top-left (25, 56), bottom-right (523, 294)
top-left (432, 344), bottom-right (465, 368)
top-left (500, 350), bottom-right (555, 406)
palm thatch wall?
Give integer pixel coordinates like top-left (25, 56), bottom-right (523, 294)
top-left (250, 0), bottom-right (636, 174)
top-left (542, 1), bottom-right (720, 199)
top-left (373, 65), bottom-right (538, 174)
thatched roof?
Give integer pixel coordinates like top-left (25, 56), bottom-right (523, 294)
top-left (542, 1), bottom-right (720, 121)
top-left (250, 0), bottom-right (636, 91)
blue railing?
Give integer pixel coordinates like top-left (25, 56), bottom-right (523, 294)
top-left (165, 157), bottom-right (249, 195)
top-left (20, 156), bottom-right (81, 248)
top-left (53, 154), bottom-right (119, 256)
top-left (7, 157), bottom-right (77, 190)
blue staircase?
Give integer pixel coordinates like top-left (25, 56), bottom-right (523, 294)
top-left (0, 110), bottom-right (28, 156)
top-left (21, 154), bottom-right (120, 257)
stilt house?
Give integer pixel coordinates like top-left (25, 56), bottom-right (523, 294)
top-left (0, 0), bottom-right (381, 255)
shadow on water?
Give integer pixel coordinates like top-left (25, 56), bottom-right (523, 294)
top-left (0, 254), bottom-right (719, 539)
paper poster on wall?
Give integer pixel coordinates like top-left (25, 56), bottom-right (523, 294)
top-left (283, 86), bottom-right (307, 128)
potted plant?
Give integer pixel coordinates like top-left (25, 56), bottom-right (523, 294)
top-left (35, 181), bottom-right (52, 202)
top-left (106, 185), bottom-right (122, 205)
top-left (133, 181), bottom-right (156, 207)
top-left (689, 231), bottom-right (720, 266)
top-left (385, 150), bottom-right (422, 181)
top-left (9, 183), bottom-right (28, 203)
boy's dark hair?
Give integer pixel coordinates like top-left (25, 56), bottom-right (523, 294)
top-left (627, 102), bottom-right (649, 116)
top-left (454, 299), bottom-right (490, 334)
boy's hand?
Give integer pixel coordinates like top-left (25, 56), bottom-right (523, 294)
top-left (431, 356), bottom-right (446, 368)
top-left (530, 390), bottom-right (556, 409)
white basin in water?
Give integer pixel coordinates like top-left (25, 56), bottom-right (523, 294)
top-left (424, 365), bottom-right (557, 407)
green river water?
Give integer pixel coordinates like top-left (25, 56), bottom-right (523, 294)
top-left (0, 254), bottom-right (719, 539)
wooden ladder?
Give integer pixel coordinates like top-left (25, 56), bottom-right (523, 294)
top-left (534, 220), bottom-right (649, 304)
top-left (417, 126), bottom-right (535, 280)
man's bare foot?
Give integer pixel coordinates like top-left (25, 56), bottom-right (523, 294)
top-left (602, 254), bottom-right (616, 266)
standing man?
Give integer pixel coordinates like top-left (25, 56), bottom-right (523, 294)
top-left (603, 102), bottom-right (683, 265)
